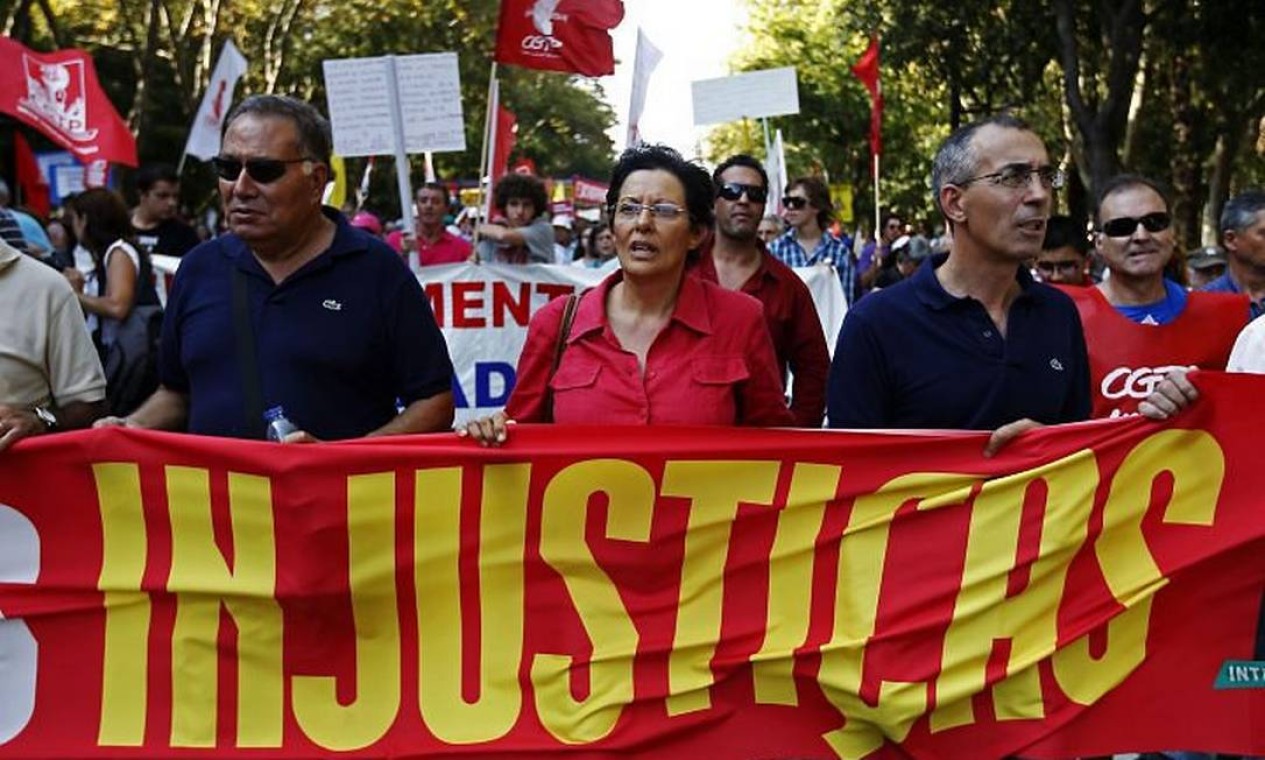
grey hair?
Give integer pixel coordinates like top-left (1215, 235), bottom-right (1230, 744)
top-left (930, 113), bottom-right (1035, 214)
top-left (1220, 189), bottom-right (1265, 236)
top-left (223, 94), bottom-right (333, 167)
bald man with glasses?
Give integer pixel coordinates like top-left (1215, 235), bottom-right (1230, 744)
top-left (828, 113), bottom-right (1091, 456)
top-left (97, 95), bottom-right (454, 440)
top-left (1052, 174), bottom-right (1247, 418)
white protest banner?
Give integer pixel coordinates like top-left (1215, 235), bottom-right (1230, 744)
top-left (147, 260), bottom-right (846, 426)
top-left (322, 52), bottom-right (466, 157)
top-left (691, 66), bottom-right (800, 126)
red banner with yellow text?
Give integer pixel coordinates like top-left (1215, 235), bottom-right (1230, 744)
top-left (0, 374), bottom-right (1262, 759)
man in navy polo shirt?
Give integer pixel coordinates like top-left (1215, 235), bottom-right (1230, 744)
top-left (97, 95), bottom-right (454, 440)
top-left (827, 114), bottom-right (1090, 455)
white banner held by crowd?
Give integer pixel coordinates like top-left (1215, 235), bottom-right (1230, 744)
top-left (691, 67), bottom-right (800, 126)
top-left (147, 260), bottom-right (846, 426)
top-left (183, 40), bottom-right (248, 161)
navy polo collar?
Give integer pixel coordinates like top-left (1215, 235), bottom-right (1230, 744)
top-left (225, 206), bottom-right (369, 277)
top-left (912, 252), bottom-right (1036, 311)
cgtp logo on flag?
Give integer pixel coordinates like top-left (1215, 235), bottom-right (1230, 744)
top-left (521, 0), bottom-right (565, 55)
top-left (17, 55), bottom-right (99, 153)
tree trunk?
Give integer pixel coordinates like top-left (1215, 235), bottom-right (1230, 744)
top-left (1169, 50), bottom-right (1200, 250)
top-left (1202, 121), bottom-right (1249, 245)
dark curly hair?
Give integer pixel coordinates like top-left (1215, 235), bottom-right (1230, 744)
top-left (493, 173), bottom-right (548, 220)
top-left (606, 144), bottom-right (714, 230)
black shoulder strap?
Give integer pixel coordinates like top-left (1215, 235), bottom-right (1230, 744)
top-left (231, 266), bottom-right (265, 439)
top-left (542, 292), bottom-right (580, 423)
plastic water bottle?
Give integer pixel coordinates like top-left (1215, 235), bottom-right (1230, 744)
top-left (264, 406), bottom-right (299, 442)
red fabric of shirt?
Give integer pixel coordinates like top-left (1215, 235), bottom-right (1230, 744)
top-left (692, 245), bottom-right (830, 427)
top-left (417, 229), bottom-right (472, 266)
top-left (505, 270), bottom-right (794, 427)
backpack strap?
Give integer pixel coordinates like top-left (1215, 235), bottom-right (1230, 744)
top-left (231, 266), bottom-right (266, 439)
top-left (542, 292), bottom-right (580, 423)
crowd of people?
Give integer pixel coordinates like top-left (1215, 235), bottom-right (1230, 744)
top-left (2, 94), bottom-right (1264, 467)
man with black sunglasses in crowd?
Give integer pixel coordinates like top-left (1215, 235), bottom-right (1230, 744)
top-left (828, 114), bottom-right (1091, 455)
top-left (97, 94), bottom-right (455, 441)
top-left (692, 154), bottom-right (830, 427)
top-left (768, 176), bottom-right (856, 305)
top-left (1055, 174), bottom-right (1247, 418)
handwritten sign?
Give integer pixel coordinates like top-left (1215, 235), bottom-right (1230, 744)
top-left (691, 67), bottom-right (800, 125)
top-left (323, 53), bottom-right (466, 157)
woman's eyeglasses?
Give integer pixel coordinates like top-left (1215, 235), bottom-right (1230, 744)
top-left (613, 201), bottom-right (686, 220)
top-left (212, 156), bottom-right (313, 184)
top-left (781, 196), bottom-right (808, 210)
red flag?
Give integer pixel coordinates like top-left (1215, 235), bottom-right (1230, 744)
top-left (494, 0), bottom-right (625, 77)
top-left (491, 104), bottom-right (517, 183)
top-left (851, 36), bottom-right (882, 157)
top-left (0, 38), bottom-right (137, 167)
top-left (13, 132), bottom-right (50, 218)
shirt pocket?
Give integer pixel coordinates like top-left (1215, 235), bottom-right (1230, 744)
top-left (672, 355), bottom-right (748, 424)
top-left (550, 361), bottom-right (601, 391)
top-left (691, 355), bottom-right (750, 386)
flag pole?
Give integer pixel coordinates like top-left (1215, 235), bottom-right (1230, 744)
top-left (471, 61), bottom-right (498, 260)
top-left (873, 152), bottom-right (880, 253)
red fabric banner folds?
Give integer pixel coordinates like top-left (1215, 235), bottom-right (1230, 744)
top-left (0, 373), bottom-right (1262, 758)
top-left (494, 0), bottom-right (625, 77)
top-left (851, 36), bottom-right (883, 157)
top-left (0, 37), bottom-right (137, 167)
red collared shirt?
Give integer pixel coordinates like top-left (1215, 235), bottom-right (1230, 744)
top-left (692, 244), bottom-right (829, 427)
top-left (506, 270), bottom-right (794, 427)
top-left (417, 228), bottom-right (472, 265)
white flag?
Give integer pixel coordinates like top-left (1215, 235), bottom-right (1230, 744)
top-left (183, 40), bottom-right (249, 161)
top-left (767, 128), bottom-right (788, 214)
top-left (625, 28), bottom-right (663, 149)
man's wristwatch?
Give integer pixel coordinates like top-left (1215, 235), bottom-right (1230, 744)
top-left (33, 407), bottom-right (57, 432)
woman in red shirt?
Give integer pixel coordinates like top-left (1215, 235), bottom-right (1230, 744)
top-left (462, 145), bottom-right (792, 444)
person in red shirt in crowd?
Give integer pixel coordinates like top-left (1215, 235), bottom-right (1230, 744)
top-left (405, 182), bottom-right (471, 265)
top-left (461, 144), bottom-right (793, 444)
top-left (693, 153), bottom-right (829, 427)
top-left (1056, 174), bottom-right (1247, 417)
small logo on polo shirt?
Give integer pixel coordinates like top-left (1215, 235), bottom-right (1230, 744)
top-left (1050, 358), bottom-right (1064, 371)
top-left (322, 299), bottom-right (343, 311)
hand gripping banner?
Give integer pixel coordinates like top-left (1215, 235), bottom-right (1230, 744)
top-left (0, 373), bottom-right (1261, 758)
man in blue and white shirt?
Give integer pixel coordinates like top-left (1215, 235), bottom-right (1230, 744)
top-left (768, 176), bottom-right (856, 304)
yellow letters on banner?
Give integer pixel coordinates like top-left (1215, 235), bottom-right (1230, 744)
top-left (1052, 430), bottom-right (1225, 704)
top-left (292, 473), bottom-right (401, 750)
top-left (95, 463), bottom-right (151, 747)
top-left (751, 463), bottom-right (838, 706)
top-left (415, 465), bottom-right (528, 743)
top-left (166, 468), bottom-right (282, 748)
top-left (820, 472), bottom-right (976, 758)
top-left (932, 450), bottom-right (1098, 732)
top-left (532, 460), bottom-right (652, 743)
top-left (661, 460), bottom-right (781, 716)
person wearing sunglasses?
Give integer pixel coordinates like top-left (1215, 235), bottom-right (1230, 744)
top-left (1054, 174), bottom-right (1247, 418)
top-left (767, 176), bottom-right (857, 305)
top-left (828, 114), bottom-right (1091, 456)
top-left (858, 212), bottom-right (905, 294)
top-left (95, 94), bottom-right (455, 441)
top-left (690, 154), bottom-right (830, 428)
top-left (459, 145), bottom-right (793, 445)
top-left (1034, 215), bottom-right (1091, 286)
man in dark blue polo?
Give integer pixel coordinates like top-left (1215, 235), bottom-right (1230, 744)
top-left (827, 114), bottom-right (1090, 454)
top-left (97, 95), bottom-right (453, 440)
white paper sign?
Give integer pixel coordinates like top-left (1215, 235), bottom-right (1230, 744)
top-left (323, 52), bottom-right (466, 157)
top-left (691, 67), bottom-right (800, 126)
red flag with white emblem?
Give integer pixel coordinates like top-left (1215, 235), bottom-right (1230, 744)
top-left (494, 0), bottom-right (625, 77)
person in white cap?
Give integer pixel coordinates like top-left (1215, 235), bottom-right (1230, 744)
top-left (551, 213), bottom-right (576, 264)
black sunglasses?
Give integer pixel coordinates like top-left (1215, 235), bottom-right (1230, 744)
top-left (212, 156), bottom-right (313, 184)
top-left (1100, 212), bottom-right (1171, 238)
top-left (781, 196), bottom-right (808, 210)
top-left (716, 182), bottom-right (767, 203)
